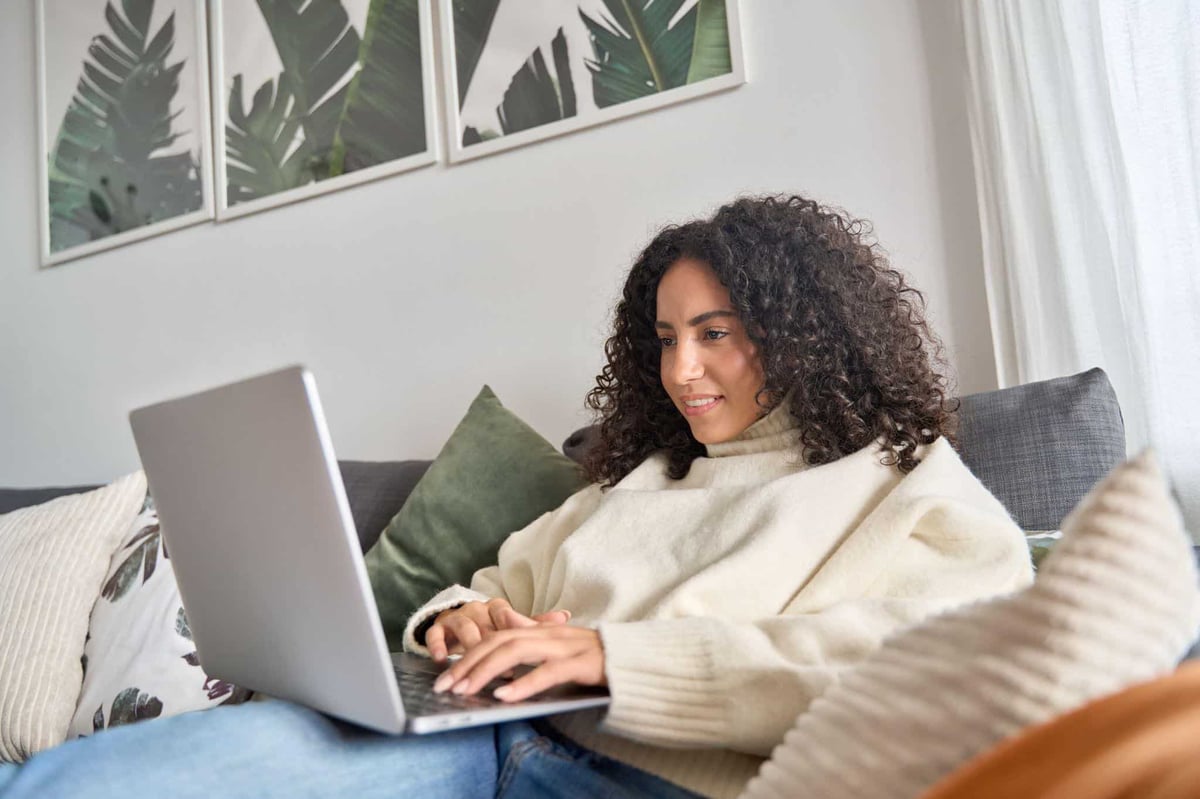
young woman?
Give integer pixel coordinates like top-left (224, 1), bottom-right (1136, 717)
top-left (401, 195), bottom-right (1033, 797)
top-left (0, 195), bottom-right (1032, 799)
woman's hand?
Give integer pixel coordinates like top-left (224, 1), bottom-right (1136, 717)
top-left (424, 598), bottom-right (571, 663)
top-left (431, 624), bottom-right (606, 702)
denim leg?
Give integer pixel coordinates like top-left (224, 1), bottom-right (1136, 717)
top-left (495, 721), bottom-right (705, 799)
top-left (0, 699), bottom-right (498, 799)
top-left (0, 764), bottom-right (17, 792)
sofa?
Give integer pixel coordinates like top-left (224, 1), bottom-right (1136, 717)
top-left (1, 367), bottom-right (1197, 779)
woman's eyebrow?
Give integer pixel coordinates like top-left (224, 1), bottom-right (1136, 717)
top-left (655, 310), bottom-right (738, 329)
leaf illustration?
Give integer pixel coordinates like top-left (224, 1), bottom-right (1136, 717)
top-left (452, 0), bottom-right (500, 107)
top-left (493, 28), bottom-right (575, 138)
top-left (685, 0), bottom-right (731, 83)
top-left (47, 0), bottom-right (202, 253)
top-left (108, 687), bottom-right (164, 727)
top-left (125, 522), bottom-right (159, 550)
top-left (175, 606), bottom-right (192, 640)
top-left (204, 677), bottom-right (236, 701)
top-left (328, 0), bottom-right (426, 176)
top-left (579, 0), bottom-right (696, 108)
top-left (101, 540), bottom-right (146, 601)
top-left (224, 75), bottom-right (312, 205)
top-left (255, 0), bottom-right (361, 177)
top-left (143, 536), bottom-right (158, 581)
top-left (101, 527), bottom-right (164, 601)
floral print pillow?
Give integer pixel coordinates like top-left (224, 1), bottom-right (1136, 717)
top-left (68, 495), bottom-right (251, 738)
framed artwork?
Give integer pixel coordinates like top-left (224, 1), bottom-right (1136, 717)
top-left (36, 0), bottom-right (215, 267)
top-left (439, 0), bottom-right (745, 163)
top-left (210, 0), bottom-right (439, 221)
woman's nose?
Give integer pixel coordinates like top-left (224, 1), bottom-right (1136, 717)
top-left (669, 340), bottom-right (705, 385)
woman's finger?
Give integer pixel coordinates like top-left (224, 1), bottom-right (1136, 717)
top-left (493, 657), bottom-right (586, 703)
top-left (531, 609), bottom-right (571, 625)
top-left (500, 607), bottom-right (538, 629)
top-left (450, 636), bottom-right (575, 696)
top-left (434, 628), bottom-right (557, 693)
top-left (443, 615), bottom-right (484, 653)
top-left (425, 622), bottom-right (451, 663)
top-left (487, 600), bottom-right (519, 630)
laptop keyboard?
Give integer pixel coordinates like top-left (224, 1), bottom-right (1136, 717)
top-left (395, 667), bottom-right (510, 716)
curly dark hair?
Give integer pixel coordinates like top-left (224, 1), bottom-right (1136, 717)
top-left (583, 194), bottom-right (959, 487)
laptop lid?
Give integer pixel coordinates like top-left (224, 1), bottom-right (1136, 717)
top-left (129, 365), bottom-right (407, 734)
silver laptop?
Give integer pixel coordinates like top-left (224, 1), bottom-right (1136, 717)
top-left (129, 365), bottom-right (609, 735)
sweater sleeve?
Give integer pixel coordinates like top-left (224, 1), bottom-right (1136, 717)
top-left (596, 489), bottom-right (1034, 757)
top-left (402, 483), bottom-right (606, 656)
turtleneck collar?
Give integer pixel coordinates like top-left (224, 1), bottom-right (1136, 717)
top-left (704, 397), bottom-right (802, 458)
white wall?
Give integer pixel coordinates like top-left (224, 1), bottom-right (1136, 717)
top-left (0, 0), bottom-right (994, 486)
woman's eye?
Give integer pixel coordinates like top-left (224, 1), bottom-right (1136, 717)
top-left (659, 337), bottom-right (676, 347)
top-left (704, 329), bottom-right (729, 341)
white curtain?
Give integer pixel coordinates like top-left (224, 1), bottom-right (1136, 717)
top-left (961, 0), bottom-right (1200, 540)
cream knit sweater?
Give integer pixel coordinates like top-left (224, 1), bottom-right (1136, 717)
top-left (404, 403), bottom-right (1033, 799)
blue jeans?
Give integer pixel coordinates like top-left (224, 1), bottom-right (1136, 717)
top-left (0, 699), bottom-right (703, 799)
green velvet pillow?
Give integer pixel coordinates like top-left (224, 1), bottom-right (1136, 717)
top-left (365, 386), bottom-right (589, 650)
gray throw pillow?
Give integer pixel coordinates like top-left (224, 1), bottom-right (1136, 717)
top-left (957, 367), bottom-right (1126, 530)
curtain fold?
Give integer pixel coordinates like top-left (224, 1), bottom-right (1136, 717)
top-left (962, 0), bottom-right (1199, 539)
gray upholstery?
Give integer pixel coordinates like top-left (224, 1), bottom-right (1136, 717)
top-left (0, 461), bottom-right (433, 554)
top-left (956, 367), bottom-right (1125, 531)
top-left (338, 460), bottom-right (430, 552)
top-left (0, 485), bottom-right (102, 515)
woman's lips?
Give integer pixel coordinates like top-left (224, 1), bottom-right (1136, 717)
top-left (681, 396), bottom-right (723, 417)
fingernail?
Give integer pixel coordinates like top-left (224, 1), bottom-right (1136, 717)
top-left (433, 673), bottom-right (454, 693)
top-left (451, 680), bottom-right (469, 695)
top-left (562, 610), bottom-right (572, 621)
top-left (493, 686), bottom-right (512, 700)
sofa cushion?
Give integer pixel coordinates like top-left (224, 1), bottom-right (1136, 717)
top-left (956, 368), bottom-right (1125, 530)
top-left (68, 495), bottom-right (251, 740)
top-left (0, 472), bottom-right (145, 763)
top-left (364, 386), bottom-right (588, 650)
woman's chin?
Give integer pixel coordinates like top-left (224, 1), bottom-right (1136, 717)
top-left (687, 421), bottom-right (736, 445)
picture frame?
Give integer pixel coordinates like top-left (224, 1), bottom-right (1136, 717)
top-left (35, 0), bottom-right (215, 267)
top-left (209, 0), bottom-right (440, 221)
top-left (438, 0), bottom-right (746, 164)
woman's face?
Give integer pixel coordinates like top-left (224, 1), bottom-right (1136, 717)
top-left (655, 258), bottom-right (766, 444)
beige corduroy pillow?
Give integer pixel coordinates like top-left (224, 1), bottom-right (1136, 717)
top-left (0, 472), bottom-right (146, 763)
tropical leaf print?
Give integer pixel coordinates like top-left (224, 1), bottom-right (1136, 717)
top-left (685, 0), bottom-right (731, 83)
top-left (47, 0), bottom-right (202, 253)
top-left (254, 0), bottom-right (361, 176)
top-left (495, 28), bottom-right (576, 136)
top-left (175, 606), bottom-right (192, 640)
top-left (101, 523), bottom-right (164, 602)
top-left (204, 677), bottom-right (237, 701)
top-left (579, 0), bottom-right (696, 108)
top-left (224, 75), bottom-right (313, 204)
top-left (452, 0), bottom-right (500, 107)
top-left (329, 0), bottom-right (427, 175)
top-left (107, 688), bottom-right (164, 728)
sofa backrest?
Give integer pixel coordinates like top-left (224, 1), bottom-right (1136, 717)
top-left (563, 367), bottom-right (1126, 533)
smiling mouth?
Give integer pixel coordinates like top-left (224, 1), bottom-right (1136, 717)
top-left (681, 396), bottom-right (723, 417)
